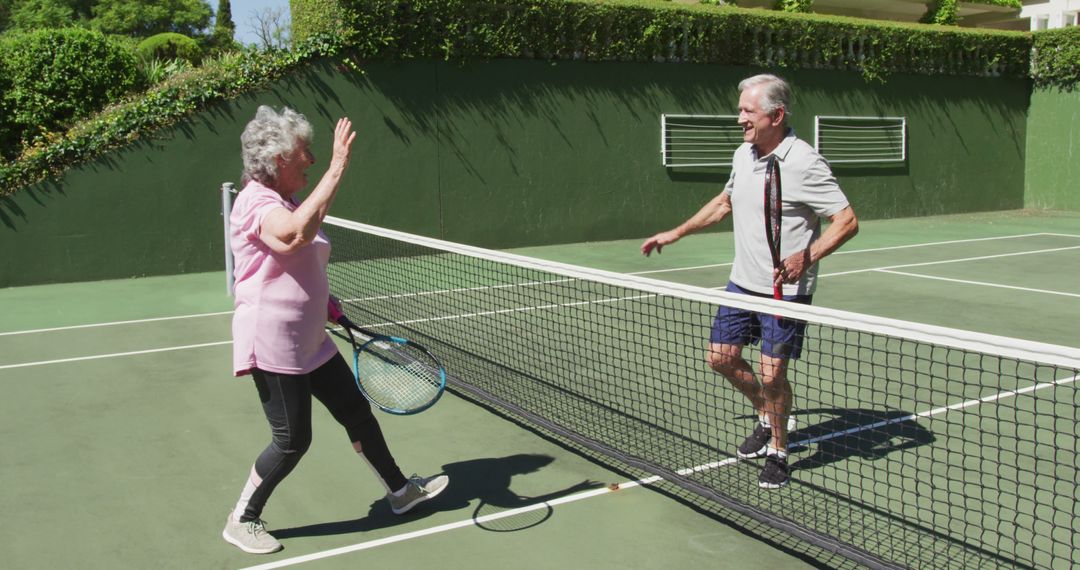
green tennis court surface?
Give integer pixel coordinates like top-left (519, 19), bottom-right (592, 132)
top-left (1, 210), bottom-right (1078, 569)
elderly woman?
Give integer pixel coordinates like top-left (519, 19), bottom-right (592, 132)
top-left (222, 106), bottom-right (448, 554)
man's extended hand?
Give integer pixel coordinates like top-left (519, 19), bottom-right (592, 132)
top-left (641, 230), bottom-right (681, 256)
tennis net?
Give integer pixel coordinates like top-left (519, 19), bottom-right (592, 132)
top-left (322, 215), bottom-right (1080, 570)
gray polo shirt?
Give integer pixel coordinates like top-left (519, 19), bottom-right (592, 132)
top-left (722, 129), bottom-right (849, 296)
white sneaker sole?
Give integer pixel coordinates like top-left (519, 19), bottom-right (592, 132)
top-left (758, 478), bottom-right (790, 490)
top-left (737, 447), bottom-right (769, 460)
top-left (391, 477), bottom-right (449, 515)
top-left (222, 527), bottom-right (283, 554)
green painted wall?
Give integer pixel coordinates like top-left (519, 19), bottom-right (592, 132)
top-left (0, 59), bottom-right (1030, 288)
top-left (1025, 88), bottom-right (1080, 210)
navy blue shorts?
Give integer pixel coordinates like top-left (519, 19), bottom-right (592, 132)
top-left (711, 281), bottom-right (812, 359)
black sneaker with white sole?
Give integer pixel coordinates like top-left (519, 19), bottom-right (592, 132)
top-left (736, 422), bottom-right (771, 459)
top-left (758, 455), bottom-right (791, 489)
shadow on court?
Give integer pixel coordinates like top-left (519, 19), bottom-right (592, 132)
top-left (787, 408), bottom-right (936, 470)
top-left (272, 453), bottom-right (601, 539)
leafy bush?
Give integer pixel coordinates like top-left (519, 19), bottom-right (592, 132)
top-left (775, 0), bottom-right (813, 13)
top-left (0, 27), bottom-right (141, 160)
top-left (136, 32), bottom-right (204, 64)
top-left (0, 36), bottom-right (342, 192)
top-left (0, 60), bottom-right (13, 155)
top-left (966, 0), bottom-right (1021, 7)
top-left (1032, 27), bottom-right (1080, 91)
top-left (920, 0), bottom-right (1021, 25)
top-left (138, 57), bottom-right (194, 84)
top-left (920, 0), bottom-right (958, 25)
top-left (291, 0), bottom-right (346, 45)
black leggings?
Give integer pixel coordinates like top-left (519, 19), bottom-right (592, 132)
top-left (241, 352), bottom-right (407, 521)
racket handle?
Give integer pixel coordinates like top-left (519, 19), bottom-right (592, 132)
top-left (773, 286), bottom-right (782, 321)
top-left (328, 297), bottom-right (345, 322)
top-left (328, 298), bottom-right (355, 329)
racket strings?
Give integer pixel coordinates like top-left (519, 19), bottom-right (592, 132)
top-left (764, 156), bottom-right (783, 267)
top-left (764, 156), bottom-right (784, 309)
top-left (356, 343), bottom-right (443, 410)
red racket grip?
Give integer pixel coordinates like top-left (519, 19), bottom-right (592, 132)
top-left (327, 297), bottom-right (345, 324)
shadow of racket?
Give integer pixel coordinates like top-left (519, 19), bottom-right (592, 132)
top-left (471, 499), bottom-right (555, 532)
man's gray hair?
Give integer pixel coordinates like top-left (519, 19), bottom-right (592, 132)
top-left (240, 105), bottom-right (313, 186)
top-left (738, 74), bottom-right (792, 116)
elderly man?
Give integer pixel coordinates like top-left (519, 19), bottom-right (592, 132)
top-left (641, 74), bottom-right (858, 489)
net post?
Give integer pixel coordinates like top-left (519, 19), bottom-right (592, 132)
top-left (221, 182), bottom-right (237, 296)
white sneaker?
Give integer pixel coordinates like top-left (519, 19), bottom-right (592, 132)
top-left (222, 515), bottom-right (282, 554)
top-left (387, 474), bottom-right (449, 515)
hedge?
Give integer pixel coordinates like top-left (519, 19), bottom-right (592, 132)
top-left (3, 0), bottom-right (1075, 196)
top-left (136, 32), bottom-right (204, 64)
top-left (1031, 26), bottom-right (1080, 91)
top-left (336, 0), bottom-right (1029, 80)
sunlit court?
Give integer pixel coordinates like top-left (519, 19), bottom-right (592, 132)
top-left (1, 1), bottom-right (1079, 569)
top-left (2, 210), bottom-right (1078, 568)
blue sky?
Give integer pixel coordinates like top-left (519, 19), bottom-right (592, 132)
top-left (226, 0), bottom-right (292, 46)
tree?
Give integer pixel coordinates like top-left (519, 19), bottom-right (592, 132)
top-left (7, 0), bottom-right (83, 30)
top-left (212, 0), bottom-right (234, 46)
top-left (0, 0), bottom-right (11, 31)
top-left (249, 5), bottom-right (290, 50)
top-left (91, 0), bottom-right (212, 37)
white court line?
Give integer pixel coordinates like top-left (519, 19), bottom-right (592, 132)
top-left (6, 245), bottom-right (1075, 369)
top-left (238, 485), bottom-right (628, 570)
top-left (0, 311), bottom-right (233, 337)
top-left (696, 244), bottom-right (1080, 289)
top-left (239, 369), bottom-right (1080, 570)
top-left (631, 232), bottom-right (1052, 275)
top-left (4, 233), bottom-right (1072, 335)
top-left (0, 341), bottom-right (231, 370)
top-left (630, 262), bottom-right (732, 275)
top-left (875, 270), bottom-right (1080, 298)
top-left (0, 290), bottom-right (659, 369)
top-left (820, 245), bottom-right (1080, 278)
top-left (353, 242), bottom-right (1080, 302)
top-left (794, 372), bottom-right (1080, 447)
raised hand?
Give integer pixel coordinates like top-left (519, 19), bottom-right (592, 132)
top-left (331, 117), bottom-right (357, 169)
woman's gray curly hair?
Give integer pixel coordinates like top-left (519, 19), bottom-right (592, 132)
top-left (240, 105), bottom-right (313, 186)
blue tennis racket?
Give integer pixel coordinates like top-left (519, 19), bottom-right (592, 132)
top-left (328, 311), bottom-right (447, 415)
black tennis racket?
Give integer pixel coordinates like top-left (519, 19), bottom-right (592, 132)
top-left (764, 156), bottom-right (783, 317)
top-left (327, 307), bottom-right (447, 415)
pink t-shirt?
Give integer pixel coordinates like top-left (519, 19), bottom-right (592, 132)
top-left (229, 181), bottom-right (337, 376)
